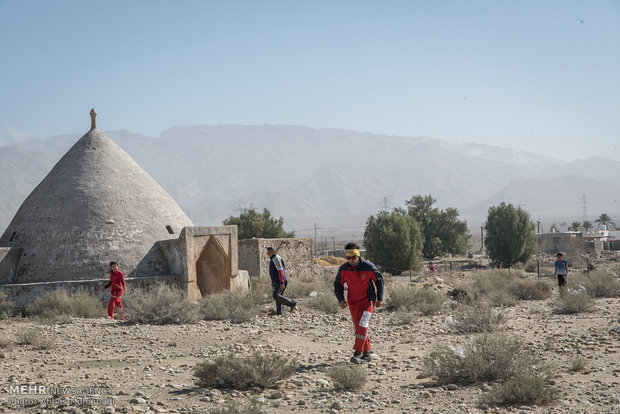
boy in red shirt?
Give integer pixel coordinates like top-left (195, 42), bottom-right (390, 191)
top-left (101, 261), bottom-right (127, 320)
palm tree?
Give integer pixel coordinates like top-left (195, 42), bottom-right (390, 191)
top-left (595, 213), bottom-right (616, 230)
top-left (582, 220), bottom-right (593, 231)
top-left (568, 221), bottom-right (581, 231)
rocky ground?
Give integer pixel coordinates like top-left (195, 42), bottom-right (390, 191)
top-left (0, 261), bottom-right (619, 414)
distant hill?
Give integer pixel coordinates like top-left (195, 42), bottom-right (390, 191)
top-left (1, 125), bottom-right (619, 236)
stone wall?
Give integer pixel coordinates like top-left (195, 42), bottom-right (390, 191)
top-left (0, 275), bottom-right (182, 309)
top-left (238, 238), bottom-right (314, 279)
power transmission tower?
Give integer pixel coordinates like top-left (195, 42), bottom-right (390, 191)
top-left (382, 197), bottom-right (389, 210)
top-left (581, 194), bottom-right (588, 221)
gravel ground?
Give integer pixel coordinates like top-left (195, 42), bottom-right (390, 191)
top-left (0, 268), bottom-right (619, 414)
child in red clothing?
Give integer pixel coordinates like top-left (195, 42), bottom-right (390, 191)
top-left (101, 261), bottom-right (126, 320)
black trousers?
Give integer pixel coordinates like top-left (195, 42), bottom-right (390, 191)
top-left (272, 280), bottom-right (295, 315)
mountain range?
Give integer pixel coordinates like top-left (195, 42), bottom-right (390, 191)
top-left (1, 125), bottom-right (619, 237)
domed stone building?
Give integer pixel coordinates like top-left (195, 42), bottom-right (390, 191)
top-left (0, 110), bottom-right (247, 306)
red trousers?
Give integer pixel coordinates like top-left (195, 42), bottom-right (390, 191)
top-left (349, 302), bottom-right (374, 353)
top-left (107, 290), bottom-right (123, 318)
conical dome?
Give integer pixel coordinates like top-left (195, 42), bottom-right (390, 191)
top-left (0, 114), bottom-right (194, 283)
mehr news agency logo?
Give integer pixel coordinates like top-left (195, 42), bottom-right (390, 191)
top-left (8, 384), bottom-right (114, 407)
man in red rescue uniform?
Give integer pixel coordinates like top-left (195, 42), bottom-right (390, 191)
top-left (334, 242), bottom-right (384, 364)
top-left (101, 261), bottom-right (127, 320)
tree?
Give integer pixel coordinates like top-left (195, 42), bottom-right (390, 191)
top-left (568, 221), bottom-right (581, 232)
top-left (484, 202), bottom-right (535, 268)
top-left (223, 208), bottom-right (294, 240)
top-left (582, 220), bottom-right (593, 231)
top-left (401, 195), bottom-right (470, 259)
top-left (595, 213), bottom-right (615, 230)
top-left (363, 210), bottom-right (422, 275)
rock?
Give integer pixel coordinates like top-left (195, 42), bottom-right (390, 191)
top-left (104, 407), bottom-right (115, 414)
top-left (447, 384), bottom-right (458, 391)
top-left (269, 391), bottom-right (283, 399)
top-left (129, 397), bottom-right (147, 404)
top-left (331, 401), bottom-right (343, 410)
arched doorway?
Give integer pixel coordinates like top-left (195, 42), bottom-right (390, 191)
top-left (195, 237), bottom-right (229, 296)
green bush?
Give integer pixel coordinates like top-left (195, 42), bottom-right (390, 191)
top-left (200, 289), bottom-right (258, 323)
top-left (123, 283), bottom-right (202, 324)
top-left (484, 375), bottom-right (558, 406)
top-left (452, 305), bottom-right (506, 334)
top-left (574, 272), bottom-right (620, 298)
top-left (423, 334), bottom-right (536, 385)
top-left (194, 351), bottom-right (297, 390)
top-left (327, 364), bottom-right (367, 391)
top-left (25, 289), bottom-right (103, 320)
top-left (554, 290), bottom-right (595, 314)
top-left (386, 286), bottom-right (443, 315)
top-left (0, 292), bottom-right (16, 318)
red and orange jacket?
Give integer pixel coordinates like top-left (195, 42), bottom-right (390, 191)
top-left (334, 258), bottom-right (384, 306)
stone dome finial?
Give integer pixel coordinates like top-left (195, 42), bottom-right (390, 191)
top-left (89, 108), bottom-right (98, 130)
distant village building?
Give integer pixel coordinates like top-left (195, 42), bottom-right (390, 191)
top-left (0, 110), bottom-right (248, 306)
top-left (536, 225), bottom-right (616, 254)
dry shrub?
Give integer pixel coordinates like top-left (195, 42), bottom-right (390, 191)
top-left (510, 279), bottom-right (552, 300)
top-left (249, 276), bottom-right (273, 306)
top-left (0, 336), bottom-right (14, 350)
top-left (423, 334), bottom-right (536, 385)
top-left (123, 283), bottom-right (202, 324)
top-left (575, 272), bottom-right (620, 298)
top-left (25, 289), bottom-right (103, 320)
top-left (0, 292), bottom-right (16, 318)
top-left (315, 256), bottom-right (347, 266)
top-left (307, 292), bottom-right (341, 314)
top-left (194, 352), bottom-right (297, 390)
top-left (16, 328), bottom-right (54, 350)
top-left (386, 287), bottom-right (443, 315)
top-left (327, 364), bottom-right (367, 391)
top-left (209, 398), bottom-right (263, 414)
top-left (390, 308), bottom-right (417, 326)
top-left (569, 356), bottom-right (587, 372)
top-left (484, 375), bottom-right (558, 406)
top-left (554, 290), bottom-right (595, 314)
top-left (452, 305), bottom-right (506, 334)
top-left (285, 278), bottom-right (320, 298)
top-left (200, 289), bottom-right (258, 323)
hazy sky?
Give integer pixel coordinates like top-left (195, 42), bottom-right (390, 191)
top-left (1, 0), bottom-right (619, 161)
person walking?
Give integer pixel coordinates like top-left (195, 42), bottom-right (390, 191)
top-left (334, 242), bottom-right (384, 364)
top-left (267, 246), bottom-right (296, 315)
top-left (554, 252), bottom-right (568, 293)
top-left (101, 261), bottom-right (127, 320)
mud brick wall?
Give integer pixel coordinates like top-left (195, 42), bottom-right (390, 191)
top-left (238, 238), bottom-right (313, 279)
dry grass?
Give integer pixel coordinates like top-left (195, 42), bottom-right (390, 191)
top-left (327, 364), bottom-right (367, 391)
top-left (386, 286), bottom-right (444, 315)
top-left (24, 289), bottom-right (104, 320)
top-left (199, 289), bottom-right (258, 323)
top-left (573, 271), bottom-right (620, 298)
top-left (484, 375), bottom-right (558, 406)
top-left (423, 334), bottom-right (537, 385)
top-left (0, 292), bottom-right (16, 318)
top-left (123, 283), bottom-right (203, 325)
top-left (569, 356), bottom-right (587, 372)
top-left (16, 328), bottom-right (54, 350)
top-left (194, 352), bottom-right (298, 390)
top-left (554, 290), bottom-right (595, 314)
top-left (452, 305), bottom-right (506, 334)
top-left (208, 398), bottom-right (263, 414)
top-left (510, 279), bottom-right (552, 300)
top-left (307, 292), bottom-right (341, 314)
